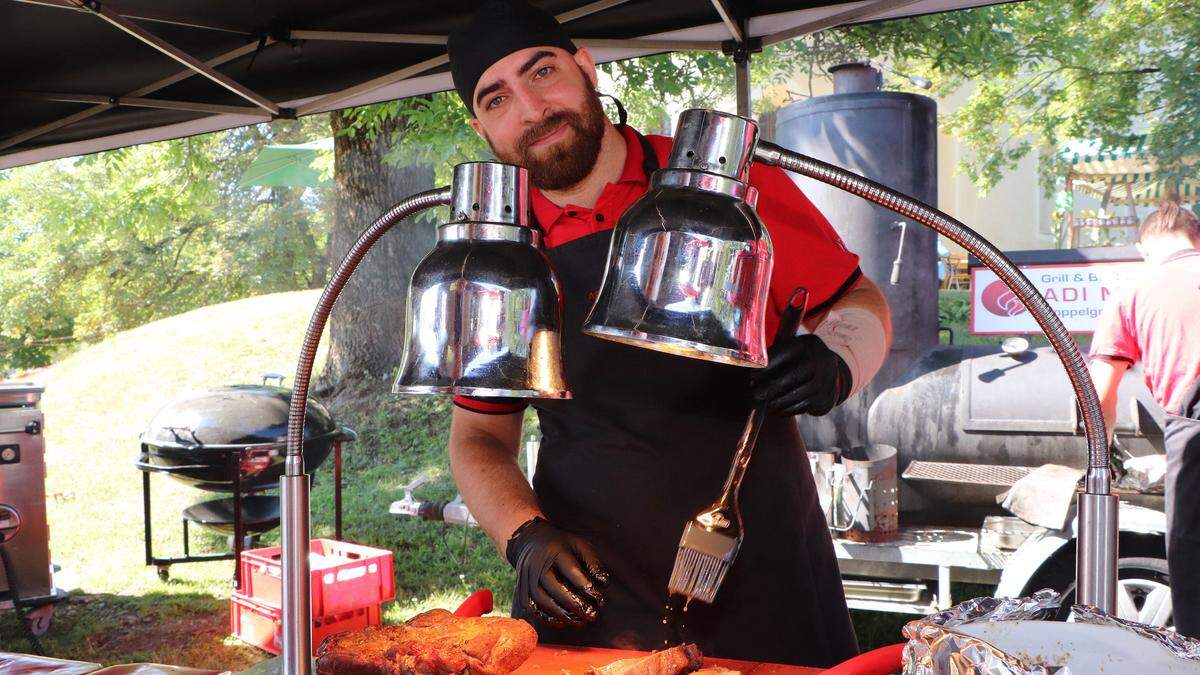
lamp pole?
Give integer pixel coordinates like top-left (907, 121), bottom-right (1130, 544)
top-left (753, 140), bottom-right (1118, 613)
top-left (282, 187), bottom-right (452, 675)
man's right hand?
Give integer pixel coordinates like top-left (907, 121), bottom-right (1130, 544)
top-left (505, 517), bottom-right (609, 627)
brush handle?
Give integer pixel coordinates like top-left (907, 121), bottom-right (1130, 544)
top-left (712, 288), bottom-right (809, 513)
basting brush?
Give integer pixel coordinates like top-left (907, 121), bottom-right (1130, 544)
top-left (668, 287), bottom-right (809, 605)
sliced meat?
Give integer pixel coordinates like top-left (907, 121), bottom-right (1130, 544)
top-left (590, 644), bottom-right (703, 675)
top-left (316, 609), bottom-right (537, 675)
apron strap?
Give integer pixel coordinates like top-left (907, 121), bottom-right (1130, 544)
top-left (629, 125), bottom-right (661, 176)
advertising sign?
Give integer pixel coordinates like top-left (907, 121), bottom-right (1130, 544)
top-left (970, 261), bottom-right (1144, 334)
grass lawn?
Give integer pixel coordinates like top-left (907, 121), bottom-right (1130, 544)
top-left (0, 289), bottom-right (960, 668)
top-left (0, 290), bottom-right (513, 670)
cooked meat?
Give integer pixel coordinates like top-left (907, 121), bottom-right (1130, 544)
top-left (590, 644), bottom-right (703, 675)
top-left (693, 668), bottom-right (740, 675)
top-left (316, 609), bottom-right (537, 675)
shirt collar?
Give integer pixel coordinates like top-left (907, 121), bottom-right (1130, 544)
top-left (1161, 248), bottom-right (1200, 265)
top-left (530, 124), bottom-right (648, 228)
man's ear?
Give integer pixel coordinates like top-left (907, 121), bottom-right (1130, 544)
top-left (573, 47), bottom-right (599, 88)
top-left (469, 116), bottom-right (485, 140)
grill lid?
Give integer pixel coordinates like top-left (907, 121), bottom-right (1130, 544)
top-left (142, 383), bottom-right (337, 449)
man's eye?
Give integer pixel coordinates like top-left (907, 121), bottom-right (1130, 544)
top-left (486, 95), bottom-right (506, 110)
top-left (534, 65), bottom-right (554, 78)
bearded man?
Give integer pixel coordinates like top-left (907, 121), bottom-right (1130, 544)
top-left (443, 1), bottom-right (892, 667)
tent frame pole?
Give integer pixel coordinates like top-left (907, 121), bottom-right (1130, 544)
top-left (711, 0), bottom-right (747, 43)
top-left (735, 50), bottom-right (752, 117)
top-left (711, 0), bottom-right (755, 118)
top-left (15, 92), bottom-right (271, 118)
top-left (66, 0), bottom-right (281, 115)
top-left (0, 39), bottom-right (271, 152)
top-left (761, 0), bottom-right (923, 46)
top-left (14, 0), bottom-right (252, 35)
top-left (288, 30), bottom-right (723, 53)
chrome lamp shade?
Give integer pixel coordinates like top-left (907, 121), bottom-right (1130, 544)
top-left (582, 110), bottom-right (774, 367)
top-left (393, 162), bottom-right (570, 399)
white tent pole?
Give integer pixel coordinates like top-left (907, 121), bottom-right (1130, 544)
top-left (761, 0), bottom-right (924, 46)
top-left (14, 0), bottom-right (252, 34)
top-left (288, 30), bottom-right (723, 52)
top-left (289, 30), bottom-right (447, 45)
top-left (17, 92), bottom-right (272, 118)
top-left (557, 0), bottom-right (634, 23)
top-left (0, 40), bottom-right (270, 152)
top-left (67, 0), bottom-right (280, 114)
top-left (711, 0), bottom-right (747, 43)
top-left (578, 38), bottom-right (724, 50)
top-left (295, 54), bottom-right (451, 116)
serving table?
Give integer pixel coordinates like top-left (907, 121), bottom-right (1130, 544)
top-left (234, 645), bottom-right (825, 675)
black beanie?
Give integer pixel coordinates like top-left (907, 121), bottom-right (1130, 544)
top-left (448, 0), bottom-right (578, 116)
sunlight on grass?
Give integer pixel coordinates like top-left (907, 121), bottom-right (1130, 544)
top-left (0, 289), bottom-right (517, 669)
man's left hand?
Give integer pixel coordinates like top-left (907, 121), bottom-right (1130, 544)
top-left (751, 334), bottom-right (852, 417)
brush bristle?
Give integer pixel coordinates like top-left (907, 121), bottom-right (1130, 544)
top-left (668, 546), bottom-right (731, 604)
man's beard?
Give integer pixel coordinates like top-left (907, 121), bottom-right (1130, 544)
top-left (491, 87), bottom-right (607, 191)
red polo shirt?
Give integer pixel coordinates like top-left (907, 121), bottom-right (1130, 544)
top-left (455, 124), bottom-right (861, 415)
top-left (1090, 249), bottom-right (1200, 414)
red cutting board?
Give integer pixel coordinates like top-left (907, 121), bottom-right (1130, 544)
top-left (514, 645), bottom-right (824, 675)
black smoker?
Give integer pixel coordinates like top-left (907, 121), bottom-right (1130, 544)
top-left (136, 377), bottom-right (354, 585)
top-left (774, 63), bottom-right (1164, 528)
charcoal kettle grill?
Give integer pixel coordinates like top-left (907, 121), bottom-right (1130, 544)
top-left (136, 375), bottom-right (354, 585)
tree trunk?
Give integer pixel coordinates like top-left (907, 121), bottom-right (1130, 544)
top-left (318, 110), bottom-right (436, 393)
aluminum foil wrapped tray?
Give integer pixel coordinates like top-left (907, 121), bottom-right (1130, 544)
top-left (901, 590), bottom-right (1200, 674)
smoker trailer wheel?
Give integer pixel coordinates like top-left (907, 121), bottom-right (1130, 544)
top-left (1051, 556), bottom-right (1173, 627)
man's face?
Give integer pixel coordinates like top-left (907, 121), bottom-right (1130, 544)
top-left (469, 47), bottom-right (607, 191)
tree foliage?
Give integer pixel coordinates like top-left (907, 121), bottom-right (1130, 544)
top-left (838, 0), bottom-right (1197, 192)
top-left (0, 119), bottom-right (328, 371)
top-left (6, 0), bottom-right (1194, 371)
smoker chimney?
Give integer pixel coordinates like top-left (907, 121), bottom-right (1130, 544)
top-left (828, 62), bottom-right (883, 94)
top-left (775, 60), bottom-right (938, 450)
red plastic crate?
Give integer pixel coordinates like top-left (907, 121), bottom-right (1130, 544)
top-left (230, 592), bottom-right (381, 656)
top-left (240, 538), bottom-right (395, 617)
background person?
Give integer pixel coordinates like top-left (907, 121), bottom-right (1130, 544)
top-left (1089, 196), bottom-right (1200, 636)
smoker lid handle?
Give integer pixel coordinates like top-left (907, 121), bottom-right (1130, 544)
top-left (133, 456), bottom-right (212, 473)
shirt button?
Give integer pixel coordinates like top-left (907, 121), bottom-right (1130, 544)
top-left (595, 213), bottom-right (605, 222)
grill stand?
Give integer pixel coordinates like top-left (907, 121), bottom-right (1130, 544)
top-left (137, 441), bottom-right (345, 586)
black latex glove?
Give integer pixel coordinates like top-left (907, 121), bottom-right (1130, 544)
top-left (505, 517), bottom-right (609, 628)
top-left (751, 334), bottom-right (852, 417)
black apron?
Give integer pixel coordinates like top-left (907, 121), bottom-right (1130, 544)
top-left (1165, 376), bottom-right (1200, 637)
top-left (512, 131), bottom-right (859, 668)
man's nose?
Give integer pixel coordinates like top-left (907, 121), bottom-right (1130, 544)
top-left (515, 89), bottom-right (552, 126)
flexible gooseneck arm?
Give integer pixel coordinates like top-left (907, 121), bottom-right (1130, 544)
top-left (280, 186), bottom-right (452, 675)
top-left (754, 141), bottom-right (1118, 613)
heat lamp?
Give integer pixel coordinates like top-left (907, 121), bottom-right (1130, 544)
top-left (584, 108), bottom-right (1118, 615)
top-left (282, 161), bottom-right (563, 675)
